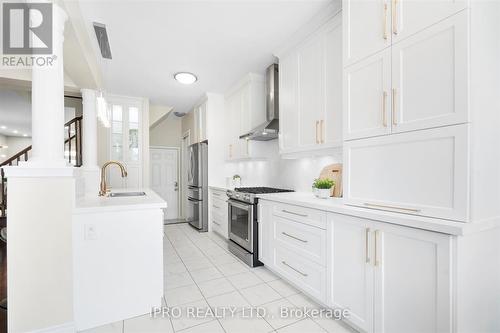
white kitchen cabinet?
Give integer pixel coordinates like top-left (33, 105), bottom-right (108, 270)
top-left (343, 0), bottom-right (391, 66)
top-left (343, 49), bottom-right (391, 140)
top-left (278, 14), bottom-right (342, 155)
top-left (392, 0), bottom-right (467, 44)
top-left (209, 188), bottom-right (228, 239)
top-left (297, 32), bottom-right (324, 149)
top-left (343, 0), bottom-right (467, 66)
top-left (330, 214), bottom-right (374, 333)
top-left (392, 11), bottom-right (468, 133)
top-left (345, 11), bottom-right (468, 140)
top-left (344, 124), bottom-right (469, 221)
top-left (278, 51), bottom-right (299, 152)
top-left (258, 201), bottom-right (272, 265)
top-left (372, 220), bottom-right (452, 333)
top-left (323, 18), bottom-right (344, 146)
top-left (225, 73), bottom-right (265, 161)
top-left (328, 213), bottom-right (452, 333)
top-left (195, 101), bottom-right (207, 142)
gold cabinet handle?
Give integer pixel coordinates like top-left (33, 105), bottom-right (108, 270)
top-left (315, 121), bottom-right (320, 144)
top-left (282, 261), bottom-right (308, 277)
top-left (382, 91), bottom-right (388, 127)
top-left (365, 228), bottom-right (371, 263)
top-left (392, 88), bottom-right (397, 125)
top-left (320, 120), bottom-right (324, 144)
top-left (282, 231), bottom-right (308, 243)
top-left (364, 202), bottom-right (421, 213)
top-left (374, 230), bottom-right (380, 267)
top-left (392, 0), bottom-right (398, 35)
top-left (383, 2), bottom-right (388, 40)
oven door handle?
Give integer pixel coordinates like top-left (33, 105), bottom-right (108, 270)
top-left (228, 199), bottom-right (252, 211)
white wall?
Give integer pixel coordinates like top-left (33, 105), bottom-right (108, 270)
top-left (8, 176), bottom-right (75, 332)
top-left (0, 136), bottom-right (32, 164)
top-left (150, 112), bottom-right (182, 148)
top-left (224, 141), bottom-right (342, 191)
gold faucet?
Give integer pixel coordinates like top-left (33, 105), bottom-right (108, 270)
top-left (99, 161), bottom-right (128, 196)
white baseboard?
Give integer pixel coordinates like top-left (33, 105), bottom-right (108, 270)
top-left (29, 322), bottom-right (76, 333)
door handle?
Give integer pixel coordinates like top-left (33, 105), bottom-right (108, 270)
top-left (383, 2), bottom-right (388, 40)
top-left (315, 121), bottom-right (319, 144)
top-left (374, 230), bottom-right (380, 267)
top-left (392, 0), bottom-right (398, 35)
top-left (320, 120), bottom-right (324, 144)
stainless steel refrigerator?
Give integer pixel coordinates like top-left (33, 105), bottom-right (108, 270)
top-left (187, 141), bottom-right (208, 231)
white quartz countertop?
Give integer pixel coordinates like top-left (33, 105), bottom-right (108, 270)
top-left (256, 192), bottom-right (488, 236)
top-left (74, 189), bottom-right (167, 214)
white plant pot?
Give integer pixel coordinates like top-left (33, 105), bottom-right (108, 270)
top-left (317, 188), bottom-right (332, 199)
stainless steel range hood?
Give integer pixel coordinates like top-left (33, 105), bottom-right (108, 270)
top-left (239, 64), bottom-right (279, 141)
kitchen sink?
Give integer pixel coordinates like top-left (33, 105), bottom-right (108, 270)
top-left (108, 191), bottom-right (146, 197)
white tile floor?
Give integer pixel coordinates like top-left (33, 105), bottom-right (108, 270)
top-left (82, 223), bottom-right (357, 333)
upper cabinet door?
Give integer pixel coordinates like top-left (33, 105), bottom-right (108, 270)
top-left (392, 0), bottom-right (467, 43)
top-left (373, 222), bottom-right (452, 333)
top-left (298, 33), bottom-right (324, 149)
top-left (322, 16), bottom-right (343, 147)
top-left (344, 124), bottom-right (469, 221)
top-left (343, 0), bottom-right (391, 66)
top-left (279, 52), bottom-right (299, 153)
top-left (344, 48), bottom-right (392, 141)
top-left (392, 11), bottom-right (468, 133)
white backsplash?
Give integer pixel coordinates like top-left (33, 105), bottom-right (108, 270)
top-left (224, 141), bottom-right (342, 192)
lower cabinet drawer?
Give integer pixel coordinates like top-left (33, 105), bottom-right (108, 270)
top-left (211, 211), bottom-right (228, 238)
top-left (274, 246), bottom-right (326, 303)
top-left (211, 197), bottom-right (227, 216)
top-left (274, 216), bottom-right (326, 265)
top-left (272, 202), bottom-right (327, 229)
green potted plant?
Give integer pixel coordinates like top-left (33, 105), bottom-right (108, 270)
top-left (313, 178), bottom-right (335, 199)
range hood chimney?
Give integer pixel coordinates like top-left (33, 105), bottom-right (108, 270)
top-left (239, 64), bottom-right (279, 141)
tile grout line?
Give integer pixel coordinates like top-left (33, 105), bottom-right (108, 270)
top-left (166, 225), bottom-right (228, 333)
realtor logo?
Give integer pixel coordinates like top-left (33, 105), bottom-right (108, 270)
top-left (2, 2), bottom-right (53, 54)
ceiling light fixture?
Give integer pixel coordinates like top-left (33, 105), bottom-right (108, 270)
top-left (0, 145), bottom-right (7, 149)
top-left (0, 126), bottom-right (6, 130)
top-left (12, 130), bottom-right (18, 134)
top-left (174, 72), bottom-right (197, 85)
top-left (23, 134), bottom-right (28, 137)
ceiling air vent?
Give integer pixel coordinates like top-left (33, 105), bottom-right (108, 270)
top-left (93, 22), bottom-right (112, 59)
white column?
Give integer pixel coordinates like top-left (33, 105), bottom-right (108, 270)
top-left (28, 3), bottom-right (68, 167)
top-left (80, 89), bottom-right (101, 196)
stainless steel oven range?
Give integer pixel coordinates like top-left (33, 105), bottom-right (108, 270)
top-left (226, 187), bottom-right (293, 267)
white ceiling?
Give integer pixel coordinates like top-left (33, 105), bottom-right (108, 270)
top-left (0, 89), bottom-right (31, 137)
top-left (78, 0), bottom-right (332, 113)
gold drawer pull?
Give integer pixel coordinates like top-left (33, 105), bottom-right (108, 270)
top-left (365, 228), bottom-right (370, 263)
top-left (315, 121), bottom-right (320, 144)
top-left (281, 261), bottom-right (308, 277)
top-left (392, 88), bottom-right (397, 125)
top-left (383, 2), bottom-right (388, 40)
top-left (382, 91), bottom-right (388, 127)
top-left (364, 202), bottom-right (421, 213)
top-left (282, 209), bottom-right (308, 218)
top-left (392, 0), bottom-right (398, 35)
top-left (282, 232), bottom-right (308, 243)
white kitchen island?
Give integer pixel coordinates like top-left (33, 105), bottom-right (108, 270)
top-left (72, 189), bottom-right (167, 331)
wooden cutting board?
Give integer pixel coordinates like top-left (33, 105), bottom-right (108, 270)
top-left (319, 164), bottom-right (343, 197)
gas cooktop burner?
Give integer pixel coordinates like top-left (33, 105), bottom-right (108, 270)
top-left (234, 187), bottom-right (294, 194)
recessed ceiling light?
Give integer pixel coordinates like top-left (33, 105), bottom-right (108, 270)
top-left (0, 126), bottom-right (6, 130)
top-left (174, 72), bottom-right (197, 85)
top-left (0, 155), bottom-right (6, 158)
top-left (23, 134), bottom-right (28, 137)
top-left (12, 130), bottom-right (18, 134)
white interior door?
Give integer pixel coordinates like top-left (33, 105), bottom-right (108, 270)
top-left (150, 147), bottom-right (179, 220)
